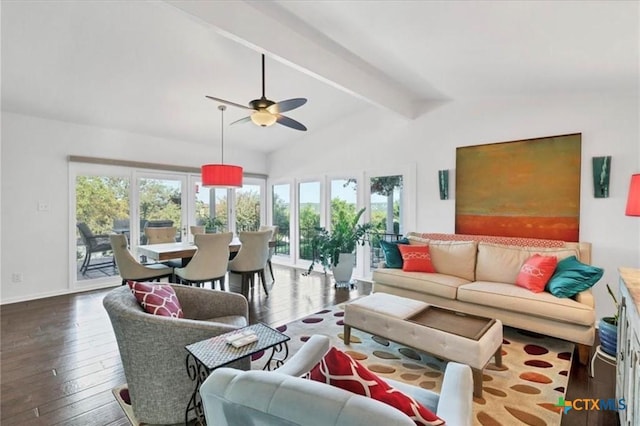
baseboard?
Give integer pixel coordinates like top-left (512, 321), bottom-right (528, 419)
top-left (1, 279), bottom-right (120, 305)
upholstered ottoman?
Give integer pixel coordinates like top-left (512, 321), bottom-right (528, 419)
top-left (344, 292), bottom-right (503, 397)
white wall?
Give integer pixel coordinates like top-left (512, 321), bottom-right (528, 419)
top-left (268, 93), bottom-right (640, 321)
top-left (0, 112), bottom-right (267, 303)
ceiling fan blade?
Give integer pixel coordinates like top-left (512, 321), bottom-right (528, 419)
top-left (230, 116), bottom-right (252, 125)
top-left (267, 98), bottom-right (307, 114)
top-left (276, 114), bottom-right (307, 131)
top-left (205, 95), bottom-right (255, 111)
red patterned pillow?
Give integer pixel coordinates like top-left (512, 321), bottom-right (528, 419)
top-left (515, 254), bottom-right (558, 293)
top-left (128, 281), bottom-right (184, 318)
top-left (310, 347), bottom-right (444, 425)
top-left (398, 244), bottom-right (436, 273)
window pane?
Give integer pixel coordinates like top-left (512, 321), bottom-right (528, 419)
top-left (298, 181), bottom-right (320, 260)
top-left (273, 184), bottom-right (290, 256)
top-left (139, 178), bottom-right (182, 243)
top-left (195, 184), bottom-right (227, 233)
top-left (236, 184), bottom-right (261, 232)
top-left (75, 175), bottom-right (129, 281)
top-left (370, 175), bottom-right (403, 269)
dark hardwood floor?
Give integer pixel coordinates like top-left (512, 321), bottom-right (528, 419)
top-left (1, 265), bottom-right (617, 425)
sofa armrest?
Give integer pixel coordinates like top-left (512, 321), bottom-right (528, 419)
top-left (574, 289), bottom-right (594, 308)
top-left (436, 362), bottom-right (473, 426)
top-left (172, 285), bottom-right (248, 320)
top-left (276, 335), bottom-right (331, 377)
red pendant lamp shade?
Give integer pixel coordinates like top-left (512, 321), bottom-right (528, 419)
top-left (201, 105), bottom-right (243, 188)
top-left (625, 173), bottom-right (640, 216)
top-left (201, 164), bottom-right (243, 188)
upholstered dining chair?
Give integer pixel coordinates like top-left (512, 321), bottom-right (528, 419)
top-left (198, 335), bottom-right (473, 426)
top-left (228, 230), bottom-right (273, 298)
top-left (144, 226), bottom-right (177, 244)
top-left (76, 222), bottom-right (114, 274)
top-left (143, 226), bottom-right (182, 267)
top-left (258, 225), bottom-right (279, 283)
top-left (109, 234), bottom-right (173, 285)
top-left (190, 225), bottom-right (206, 236)
top-left (174, 232), bottom-right (233, 290)
top-left (103, 284), bottom-right (250, 425)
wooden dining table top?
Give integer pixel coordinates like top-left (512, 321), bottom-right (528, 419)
top-left (137, 239), bottom-right (274, 261)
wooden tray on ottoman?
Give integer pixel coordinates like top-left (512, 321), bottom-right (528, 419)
top-left (407, 306), bottom-right (496, 341)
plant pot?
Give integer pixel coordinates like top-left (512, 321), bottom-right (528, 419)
top-left (332, 253), bottom-right (355, 288)
top-left (598, 316), bottom-right (618, 357)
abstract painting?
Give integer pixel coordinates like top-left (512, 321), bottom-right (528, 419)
top-left (456, 133), bottom-right (581, 241)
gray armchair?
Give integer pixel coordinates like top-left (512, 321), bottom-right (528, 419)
top-left (103, 285), bottom-right (250, 425)
top-left (200, 335), bottom-right (473, 426)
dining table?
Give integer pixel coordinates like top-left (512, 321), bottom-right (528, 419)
top-left (137, 238), bottom-right (275, 267)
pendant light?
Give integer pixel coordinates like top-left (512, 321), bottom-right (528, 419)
top-left (201, 105), bottom-right (243, 188)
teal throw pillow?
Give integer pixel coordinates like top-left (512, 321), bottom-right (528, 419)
top-left (379, 238), bottom-right (410, 269)
top-left (545, 256), bottom-right (603, 298)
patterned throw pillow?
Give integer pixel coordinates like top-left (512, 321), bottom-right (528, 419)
top-left (398, 244), bottom-right (436, 273)
top-left (379, 238), bottom-right (410, 268)
top-left (309, 347), bottom-right (444, 425)
top-left (128, 281), bottom-right (184, 318)
top-left (515, 254), bottom-right (558, 293)
top-left (545, 256), bottom-right (604, 298)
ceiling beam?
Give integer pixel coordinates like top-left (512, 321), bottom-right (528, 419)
top-left (165, 0), bottom-right (418, 119)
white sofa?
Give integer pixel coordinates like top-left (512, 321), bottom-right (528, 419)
top-left (372, 233), bottom-right (595, 363)
top-left (200, 335), bottom-right (474, 426)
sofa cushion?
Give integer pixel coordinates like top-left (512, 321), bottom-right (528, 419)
top-left (476, 243), bottom-right (579, 285)
top-left (407, 235), bottom-right (430, 245)
top-left (310, 346), bottom-right (444, 425)
top-left (398, 245), bottom-right (435, 273)
top-left (515, 254), bottom-right (558, 293)
top-left (428, 240), bottom-right (478, 281)
top-left (457, 281), bottom-right (594, 326)
top-left (379, 238), bottom-right (410, 269)
top-left (372, 268), bottom-right (470, 300)
top-left (128, 281), bottom-right (184, 318)
top-left (546, 256), bottom-right (604, 298)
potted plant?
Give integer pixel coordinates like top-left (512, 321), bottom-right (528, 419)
top-left (598, 283), bottom-right (619, 356)
top-left (199, 216), bottom-right (225, 233)
top-left (306, 207), bottom-right (375, 287)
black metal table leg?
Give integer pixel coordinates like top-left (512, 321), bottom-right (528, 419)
top-left (185, 353), bottom-right (211, 425)
top-left (263, 342), bottom-right (289, 371)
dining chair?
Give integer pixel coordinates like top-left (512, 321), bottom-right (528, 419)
top-left (109, 234), bottom-right (174, 285)
top-left (144, 226), bottom-right (177, 244)
top-left (143, 226), bottom-right (182, 267)
top-left (258, 225), bottom-right (279, 283)
top-left (190, 225), bottom-right (206, 236)
top-left (76, 222), bottom-right (114, 275)
top-left (228, 230), bottom-right (273, 298)
top-left (174, 233), bottom-right (233, 290)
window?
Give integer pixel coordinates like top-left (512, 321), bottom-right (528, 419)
top-left (298, 181), bottom-right (321, 260)
top-left (272, 183), bottom-right (291, 256)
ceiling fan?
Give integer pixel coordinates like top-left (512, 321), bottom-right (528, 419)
top-left (206, 54), bottom-right (307, 131)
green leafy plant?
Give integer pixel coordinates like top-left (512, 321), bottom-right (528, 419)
top-left (606, 283), bottom-right (619, 326)
top-left (200, 216), bottom-right (225, 233)
top-left (306, 207), bottom-right (375, 274)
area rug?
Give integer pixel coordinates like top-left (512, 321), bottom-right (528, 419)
top-left (251, 304), bottom-right (573, 426)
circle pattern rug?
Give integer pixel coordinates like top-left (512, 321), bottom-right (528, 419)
top-left (251, 304), bottom-right (574, 426)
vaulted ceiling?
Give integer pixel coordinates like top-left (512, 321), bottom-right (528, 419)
top-left (2, 1), bottom-right (637, 153)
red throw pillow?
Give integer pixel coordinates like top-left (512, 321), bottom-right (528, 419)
top-left (515, 254), bottom-right (558, 293)
top-left (128, 281), bottom-right (184, 318)
top-left (398, 244), bottom-right (436, 273)
top-left (309, 347), bottom-right (444, 425)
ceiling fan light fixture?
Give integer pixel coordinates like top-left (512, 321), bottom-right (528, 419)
top-left (251, 110), bottom-right (277, 127)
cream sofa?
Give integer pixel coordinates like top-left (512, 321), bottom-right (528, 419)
top-left (372, 233), bottom-right (595, 363)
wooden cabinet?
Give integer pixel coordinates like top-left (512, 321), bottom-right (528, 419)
top-left (616, 268), bottom-right (640, 426)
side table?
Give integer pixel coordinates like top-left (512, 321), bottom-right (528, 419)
top-left (184, 323), bottom-right (290, 425)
